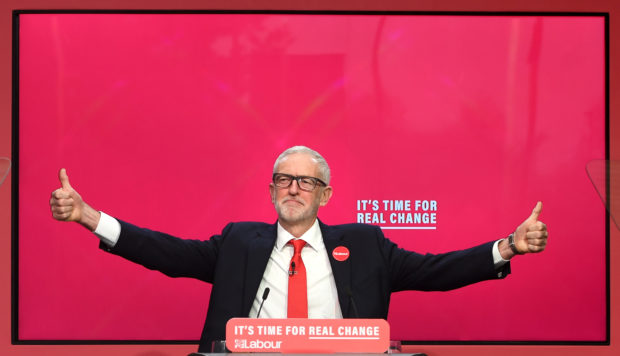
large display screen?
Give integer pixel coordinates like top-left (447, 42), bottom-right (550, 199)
top-left (15, 12), bottom-right (607, 343)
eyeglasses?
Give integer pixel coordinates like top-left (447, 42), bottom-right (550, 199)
top-left (272, 173), bottom-right (327, 192)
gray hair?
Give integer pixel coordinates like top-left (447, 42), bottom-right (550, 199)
top-left (273, 146), bottom-right (331, 184)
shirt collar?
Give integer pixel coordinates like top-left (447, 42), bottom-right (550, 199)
top-left (276, 219), bottom-right (322, 252)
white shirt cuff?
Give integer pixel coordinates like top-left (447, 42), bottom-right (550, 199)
top-left (93, 211), bottom-right (121, 247)
top-left (492, 239), bottom-right (509, 269)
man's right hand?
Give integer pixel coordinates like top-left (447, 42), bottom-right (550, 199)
top-left (50, 168), bottom-right (100, 231)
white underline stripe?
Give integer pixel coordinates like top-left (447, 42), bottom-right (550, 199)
top-left (308, 337), bottom-right (380, 340)
top-left (380, 226), bottom-right (437, 230)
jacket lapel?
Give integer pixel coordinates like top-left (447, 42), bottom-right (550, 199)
top-left (320, 221), bottom-right (353, 318)
top-left (242, 222), bottom-right (277, 314)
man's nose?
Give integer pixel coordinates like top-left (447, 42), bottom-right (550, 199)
top-left (288, 179), bottom-right (300, 194)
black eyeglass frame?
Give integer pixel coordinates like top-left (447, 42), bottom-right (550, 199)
top-left (272, 173), bottom-right (327, 191)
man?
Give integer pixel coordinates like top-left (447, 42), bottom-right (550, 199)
top-left (50, 146), bottom-right (548, 352)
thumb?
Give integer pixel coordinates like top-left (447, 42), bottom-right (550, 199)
top-left (528, 201), bottom-right (542, 221)
top-left (59, 168), bottom-right (73, 190)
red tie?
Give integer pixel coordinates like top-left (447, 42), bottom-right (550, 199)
top-left (287, 239), bottom-right (308, 318)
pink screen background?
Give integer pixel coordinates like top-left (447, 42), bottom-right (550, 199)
top-left (17, 14), bottom-right (605, 342)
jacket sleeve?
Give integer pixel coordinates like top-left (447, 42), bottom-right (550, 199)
top-left (377, 227), bottom-right (511, 292)
top-left (99, 219), bottom-right (233, 283)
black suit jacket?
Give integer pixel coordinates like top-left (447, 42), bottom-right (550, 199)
top-left (103, 219), bottom-right (509, 352)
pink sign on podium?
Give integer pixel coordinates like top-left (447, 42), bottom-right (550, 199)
top-left (226, 318), bottom-right (390, 353)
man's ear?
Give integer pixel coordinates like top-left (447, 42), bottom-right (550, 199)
top-left (319, 186), bottom-right (333, 206)
top-left (269, 182), bottom-right (276, 204)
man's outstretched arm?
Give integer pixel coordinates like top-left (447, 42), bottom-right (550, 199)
top-left (49, 167), bottom-right (221, 282)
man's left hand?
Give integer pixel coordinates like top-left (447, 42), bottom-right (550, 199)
top-left (513, 201), bottom-right (548, 254)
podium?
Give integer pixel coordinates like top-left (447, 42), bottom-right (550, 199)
top-left (187, 318), bottom-right (427, 355)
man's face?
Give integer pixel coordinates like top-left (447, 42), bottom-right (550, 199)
top-left (270, 153), bottom-right (332, 228)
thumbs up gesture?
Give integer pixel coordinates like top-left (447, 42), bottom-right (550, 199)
top-left (50, 168), bottom-right (99, 231)
top-left (512, 201), bottom-right (548, 254)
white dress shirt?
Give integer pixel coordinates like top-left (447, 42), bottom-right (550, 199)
top-left (248, 219), bottom-right (342, 318)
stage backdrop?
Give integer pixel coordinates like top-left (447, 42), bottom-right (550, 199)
top-left (16, 13), bottom-right (606, 342)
